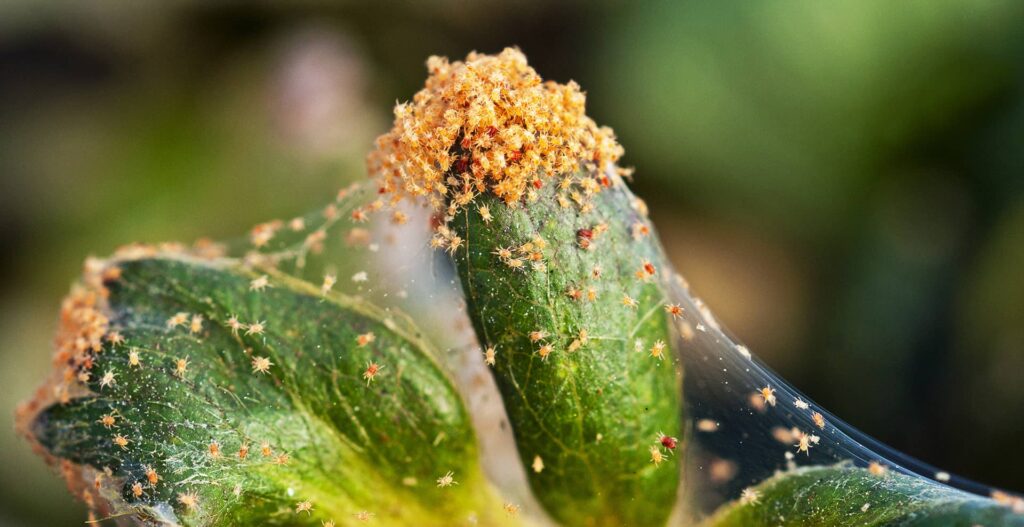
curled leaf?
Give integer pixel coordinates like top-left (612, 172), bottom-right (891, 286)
top-left (18, 250), bottom-right (507, 526)
top-left (450, 177), bottom-right (683, 526)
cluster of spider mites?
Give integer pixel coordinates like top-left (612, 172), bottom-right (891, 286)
top-left (364, 47), bottom-right (631, 227)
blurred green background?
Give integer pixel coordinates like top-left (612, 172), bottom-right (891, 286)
top-left (2, 1), bottom-right (1024, 524)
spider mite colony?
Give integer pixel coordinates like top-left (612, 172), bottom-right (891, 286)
top-left (16, 48), bottom-right (1024, 526)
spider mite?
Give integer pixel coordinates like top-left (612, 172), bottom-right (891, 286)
top-left (794, 430), bottom-right (816, 456)
top-left (189, 314), bottom-right (204, 334)
top-left (167, 312), bottom-right (189, 329)
top-left (145, 466), bottom-right (159, 485)
top-left (106, 331), bottom-right (125, 346)
top-left (128, 349), bottom-right (142, 368)
top-left (649, 340), bottom-right (666, 360)
top-left (227, 315), bottom-right (243, 335)
top-left (446, 235), bottom-right (463, 255)
top-left (356, 332), bottom-right (376, 347)
top-left (249, 275), bottom-right (270, 292)
top-left (363, 362), bottom-right (383, 385)
top-left (436, 471), bottom-right (457, 488)
top-left (245, 321), bottom-right (265, 336)
top-left (576, 228), bottom-right (593, 250)
top-left (98, 368), bottom-right (116, 388)
top-left (251, 356), bottom-right (273, 375)
top-left (632, 222), bottom-right (650, 240)
top-left (494, 247), bottom-right (513, 260)
top-left (658, 432), bottom-right (678, 451)
top-left (649, 446), bottom-right (664, 466)
top-left (177, 491), bottom-right (199, 509)
top-left (664, 303), bottom-right (684, 320)
top-left (174, 357), bottom-right (189, 377)
top-left (759, 386), bottom-right (777, 407)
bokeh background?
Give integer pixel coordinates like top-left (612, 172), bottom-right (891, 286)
top-left (2, 1), bottom-right (1024, 524)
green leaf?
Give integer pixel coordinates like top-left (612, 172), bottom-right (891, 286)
top-left (704, 464), bottom-right (1024, 527)
top-left (450, 176), bottom-right (683, 526)
top-left (22, 253), bottom-right (508, 526)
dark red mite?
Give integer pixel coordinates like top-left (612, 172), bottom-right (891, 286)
top-left (576, 228), bottom-right (594, 249)
top-left (660, 435), bottom-right (678, 450)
